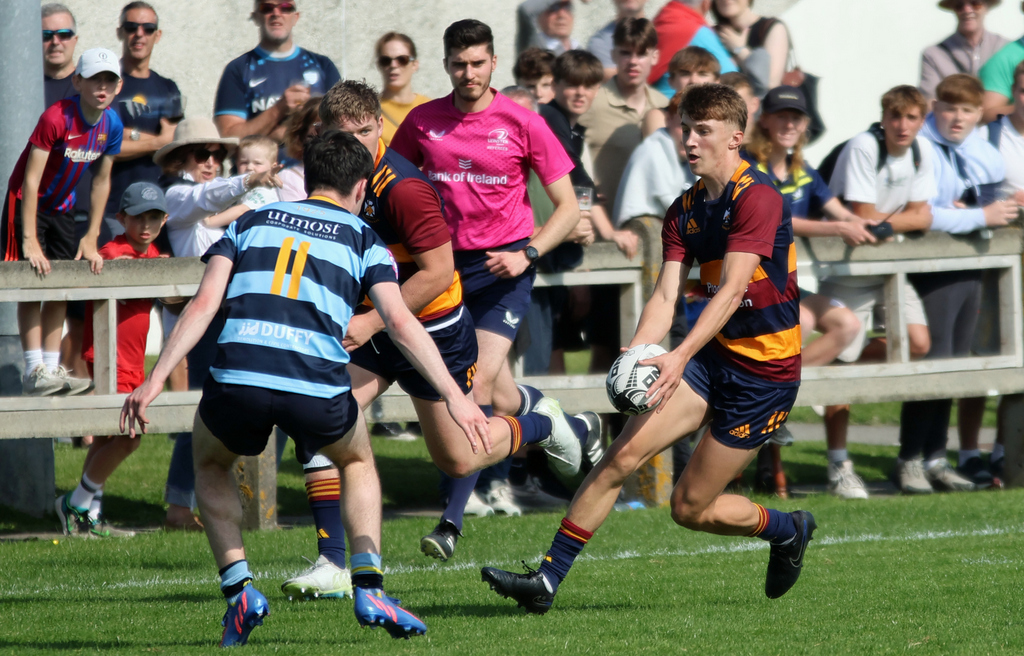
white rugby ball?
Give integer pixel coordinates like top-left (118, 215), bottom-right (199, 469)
top-left (606, 343), bottom-right (667, 416)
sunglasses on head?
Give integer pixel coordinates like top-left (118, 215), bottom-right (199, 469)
top-left (42, 29), bottom-right (75, 42)
top-left (378, 55), bottom-right (414, 68)
top-left (258, 1), bottom-right (297, 15)
top-left (192, 146), bottom-right (227, 163)
top-left (121, 21), bottom-right (158, 34)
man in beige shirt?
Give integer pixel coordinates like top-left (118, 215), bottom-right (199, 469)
top-left (920, 0), bottom-right (1006, 100)
top-left (580, 17), bottom-right (667, 233)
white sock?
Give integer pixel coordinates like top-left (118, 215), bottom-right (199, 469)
top-left (992, 443), bottom-right (1005, 461)
top-left (69, 473), bottom-right (102, 511)
top-left (958, 449), bottom-right (981, 467)
top-left (23, 349), bottom-right (43, 375)
top-left (923, 457), bottom-right (945, 471)
top-left (826, 449), bottom-right (848, 465)
top-left (43, 351), bottom-right (60, 372)
top-left (89, 490), bottom-right (103, 522)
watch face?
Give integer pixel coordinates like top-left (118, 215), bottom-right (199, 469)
top-left (526, 246), bottom-right (539, 262)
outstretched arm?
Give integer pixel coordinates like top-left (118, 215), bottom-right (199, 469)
top-left (120, 255), bottom-right (233, 436)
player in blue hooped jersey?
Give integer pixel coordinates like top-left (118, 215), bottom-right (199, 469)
top-left (214, 0), bottom-right (340, 144)
top-left (121, 130), bottom-right (489, 645)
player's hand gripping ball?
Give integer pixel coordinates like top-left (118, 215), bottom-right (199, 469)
top-left (606, 344), bottom-right (667, 415)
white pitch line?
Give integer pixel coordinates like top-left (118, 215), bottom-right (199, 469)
top-left (1, 525), bottom-right (1019, 598)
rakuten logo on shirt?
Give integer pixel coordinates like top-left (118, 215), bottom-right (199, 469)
top-left (64, 147), bottom-right (103, 163)
top-left (427, 170), bottom-right (509, 185)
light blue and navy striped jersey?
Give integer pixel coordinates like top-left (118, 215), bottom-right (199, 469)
top-left (201, 197), bottom-right (398, 398)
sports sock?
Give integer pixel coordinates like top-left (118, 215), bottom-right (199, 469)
top-left (826, 448), bottom-right (848, 465)
top-left (538, 518), bottom-right (593, 593)
top-left (89, 490), bottom-right (103, 522)
top-left (220, 560), bottom-right (254, 600)
top-left (69, 472), bottom-right (101, 511)
top-left (498, 415), bottom-right (553, 456)
top-left (958, 449), bottom-right (981, 467)
top-left (749, 504), bottom-right (797, 545)
top-left (992, 443), bottom-right (1005, 462)
top-left (305, 475), bottom-right (346, 568)
top-left (23, 349), bottom-right (42, 374)
top-left (440, 472), bottom-right (480, 532)
top-left (516, 385), bottom-right (544, 416)
top-left (350, 552), bottom-right (384, 590)
top-left (43, 351), bottom-right (60, 372)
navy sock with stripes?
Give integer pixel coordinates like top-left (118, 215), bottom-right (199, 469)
top-left (306, 476), bottom-right (346, 568)
top-left (750, 504), bottom-right (797, 545)
top-left (537, 518), bottom-right (593, 592)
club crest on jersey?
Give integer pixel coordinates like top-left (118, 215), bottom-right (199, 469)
top-left (362, 199), bottom-right (377, 221)
top-left (97, 133), bottom-right (107, 144)
top-left (487, 128), bottom-right (509, 151)
top-left (303, 70), bottom-right (320, 86)
top-left (721, 208), bottom-right (732, 231)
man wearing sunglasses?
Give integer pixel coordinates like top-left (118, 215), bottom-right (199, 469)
top-left (921, 0), bottom-right (1007, 101)
top-left (41, 3), bottom-right (79, 107)
top-left (214, 0), bottom-right (340, 146)
top-left (107, 1), bottom-right (182, 241)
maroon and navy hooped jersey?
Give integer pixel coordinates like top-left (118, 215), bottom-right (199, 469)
top-left (662, 160), bottom-right (801, 383)
top-left (7, 97), bottom-right (123, 215)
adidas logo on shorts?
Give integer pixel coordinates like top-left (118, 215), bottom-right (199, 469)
top-left (728, 424), bottom-right (750, 439)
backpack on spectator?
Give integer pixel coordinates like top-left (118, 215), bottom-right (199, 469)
top-left (750, 17), bottom-right (826, 144)
top-left (818, 122), bottom-right (921, 186)
top-left (986, 117), bottom-right (1004, 150)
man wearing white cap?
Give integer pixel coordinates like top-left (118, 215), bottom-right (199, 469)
top-left (2, 48), bottom-right (123, 396)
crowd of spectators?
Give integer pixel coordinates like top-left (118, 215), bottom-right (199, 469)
top-left (8, 0), bottom-right (1022, 527)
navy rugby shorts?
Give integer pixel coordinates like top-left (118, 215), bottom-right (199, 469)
top-left (348, 306), bottom-right (478, 401)
top-left (682, 347), bottom-right (799, 450)
top-left (455, 238), bottom-right (535, 341)
top-left (198, 378), bottom-right (359, 465)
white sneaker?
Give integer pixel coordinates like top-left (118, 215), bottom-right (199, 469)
top-left (534, 397), bottom-right (582, 477)
top-left (924, 459), bottom-right (976, 492)
top-left (22, 364), bottom-right (65, 396)
top-left (280, 555), bottom-right (352, 600)
top-left (463, 489), bottom-right (495, 517)
top-left (895, 458), bottom-right (933, 495)
top-left (484, 479), bottom-right (522, 516)
top-left (827, 460), bottom-right (869, 499)
top-left (51, 365), bottom-right (94, 396)
top-left (510, 476), bottom-right (568, 510)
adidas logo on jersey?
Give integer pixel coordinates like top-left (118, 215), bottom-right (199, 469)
top-left (686, 218), bottom-right (700, 234)
top-left (728, 424), bottom-right (750, 439)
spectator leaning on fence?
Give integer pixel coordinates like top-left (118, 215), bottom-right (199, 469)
top-left (588, 0), bottom-right (648, 81)
top-left (3, 48), bottom-right (123, 397)
top-left (41, 3), bottom-right (79, 106)
top-left (818, 85), bottom-right (935, 496)
top-left (376, 32), bottom-right (430, 146)
top-left (920, 0), bottom-right (1006, 101)
top-left (514, 47), bottom-right (558, 105)
top-left (984, 59), bottom-right (1024, 197)
top-left (647, 0), bottom-right (738, 97)
top-left (56, 182), bottom-right (168, 539)
top-left (898, 73), bottom-right (1015, 494)
top-left (746, 85), bottom-right (874, 499)
top-left (213, 0), bottom-right (340, 144)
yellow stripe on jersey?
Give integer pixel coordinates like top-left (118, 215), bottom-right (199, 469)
top-left (698, 244), bottom-right (796, 287)
top-left (270, 237), bottom-right (295, 296)
top-left (715, 325), bottom-right (802, 361)
top-left (287, 241), bottom-right (311, 299)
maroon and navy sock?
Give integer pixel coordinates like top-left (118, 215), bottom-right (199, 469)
top-left (538, 518), bottom-right (593, 592)
top-left (498, 415), bottom-right (553, 456)
top-left (306, 476), bottom-right (347, 568)
top-left (749, 503), bottom-right (797, 545)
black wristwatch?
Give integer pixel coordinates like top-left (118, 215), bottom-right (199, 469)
top-left (524, 245), bottom-right (540, 264)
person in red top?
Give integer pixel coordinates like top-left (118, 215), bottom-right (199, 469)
top-left (483, 84), bottom-right (816, 614)
top-left (54, 182), bottom-right (167, 539)
top-left (647, 0), bottom-right (738, 96)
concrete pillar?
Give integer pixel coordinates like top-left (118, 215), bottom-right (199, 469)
top-left (233, 431), bottom-right (277, 531)
top-left (0, 0), bottom-right (55, 519)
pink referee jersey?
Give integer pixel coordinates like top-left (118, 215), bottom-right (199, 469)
top-left (390, 89), bottom-right (573, 252)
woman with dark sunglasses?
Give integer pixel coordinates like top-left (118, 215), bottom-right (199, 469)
top-left (376, 32), bottom-right (430, 145)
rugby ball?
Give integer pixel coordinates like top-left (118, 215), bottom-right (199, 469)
top-left (606, 344), bottom-right (667, 416)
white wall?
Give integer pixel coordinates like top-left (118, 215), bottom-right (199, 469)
top-left (783, 0), bottom-right (1024, 164)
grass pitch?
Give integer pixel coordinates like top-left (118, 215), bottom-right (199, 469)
top-left (1, 438), bottom-right (1022, 654)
